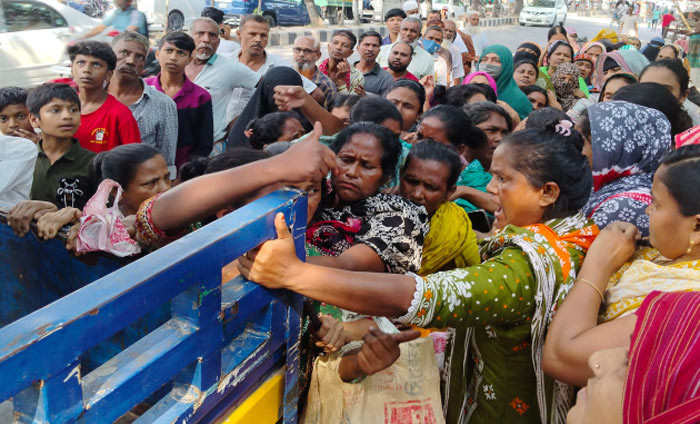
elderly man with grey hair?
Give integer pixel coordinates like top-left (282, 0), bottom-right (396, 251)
top-left (464, 11), bottom-right (488, 60)
top-left (293, 36), bottom-right (336, 108)
top-left (377, 16), bottom-right (434, 79)
top-left (184, 17), bottom-right (261, 156)
top-left (107, 31), bottom-right (179, 172)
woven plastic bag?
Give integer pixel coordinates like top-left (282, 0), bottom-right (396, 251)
top-left (302, 318), bottom-right (445, 424)
top-left (75, 179), bottom-right (141, 257)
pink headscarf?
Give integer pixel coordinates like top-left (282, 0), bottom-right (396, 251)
top-left (462, 71), bottom-right (498, 96)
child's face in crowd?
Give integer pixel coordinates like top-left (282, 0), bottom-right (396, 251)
top-left (71, 54), bottom-right (112, 90)
top-left (331, 106), bottom-right (351, 127)
top-left (121, 155), bottom-right (172, 216)
top-left (0, 103), bottom-right (33, 137)
top-left (400, 158), bottom-right (454, 216)
top-left (646, 167), bottom-right (700, 259)
top-left (279, 117), bottom-right (305, 142)
top-left (486, 143), bottom-right (555, 229)
top-left (29, 98), bottom-right (81, 140)
top-left (156, 42), bottom-right (191, 73)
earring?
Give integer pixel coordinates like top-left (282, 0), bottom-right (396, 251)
top-left (687, 240), bottom-right (695, 255)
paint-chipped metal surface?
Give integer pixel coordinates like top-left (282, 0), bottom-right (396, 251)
top-left (0, 190), bottom-right (305, 424)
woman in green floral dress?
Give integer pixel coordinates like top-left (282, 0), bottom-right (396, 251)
top-left (239, 127), bottom-right (599, 423)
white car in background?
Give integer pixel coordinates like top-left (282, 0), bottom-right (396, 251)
top-left (0, 0), bottom-right (102, 87)
top-left (419, 0), bottom-right (467, 19)
top-left (519, 0), bottom-right (567, 26)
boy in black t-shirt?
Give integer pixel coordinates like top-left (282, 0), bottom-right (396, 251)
top-left (8, 83), bottom-right (96, 237)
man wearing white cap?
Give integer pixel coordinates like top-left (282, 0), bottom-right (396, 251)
top-left (403, 0), bottom-right (420, 17)
top-left (377, 17), bottom-right (434, 80)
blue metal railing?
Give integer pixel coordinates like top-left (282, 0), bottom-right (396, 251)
top-left (0, 189), bottom-right (307, 423)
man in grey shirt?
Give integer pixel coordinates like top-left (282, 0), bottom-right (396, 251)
top-left (108, 31), bottom-right (178, 171)
top-left (354, 31), bottom-right (394, 96)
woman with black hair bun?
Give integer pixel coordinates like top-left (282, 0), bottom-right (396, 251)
top-left (525, 107), bottom-right (584, 152)
top-left (239, 123), bottom-right (598, 424)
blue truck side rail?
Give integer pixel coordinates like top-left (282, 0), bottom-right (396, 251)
top-left (0, 189), bottom-right (308, 423)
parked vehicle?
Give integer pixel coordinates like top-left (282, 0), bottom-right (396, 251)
top-left (138, 0), bottom-right (207, 31)
top-left (214, 0), bottom-right (320, 27)
top-left (315, 0), bottom-right (351, 24)
top-left (0, 0), bottom-right (104, 87)
top-left (419, 0), bottom-right (467, 19)
top-left (519, 0), bottom-right (567, 26)
top-left (361, 0), bottom-right (401, 22)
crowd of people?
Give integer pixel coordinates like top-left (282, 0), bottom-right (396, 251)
top-left (2, 1), bottom-right (700, 423)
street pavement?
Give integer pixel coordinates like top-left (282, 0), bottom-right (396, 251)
top-left (268, 13), bottom-right (662, 63)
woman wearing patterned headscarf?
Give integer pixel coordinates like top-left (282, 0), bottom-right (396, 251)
top-left (537, 40), bottom-right (589, 98)
top-left (513, 41), bottom-right (542, 65)
top-left (582, 101), bottom-right (671, 236)
top-left (550, 63), bottom-right (581, 112)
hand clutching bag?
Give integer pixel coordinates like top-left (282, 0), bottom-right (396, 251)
top-left (75, 179), bottom-right (141, 257)
top-left (303, 317), bottom-right (444, 424)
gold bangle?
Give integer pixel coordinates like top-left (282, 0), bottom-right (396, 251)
top-left (577, 277), bottom-right (605, 303)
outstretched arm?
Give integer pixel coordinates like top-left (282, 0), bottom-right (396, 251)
top-left (274, 86), bottom-right (344, 135)
top-left (542, 222), bottom-right (639, 386)
top-left (239, 213), bottom-right (416, 317)
top-left (151, 123), bottom-right (336, 232)
top-left (239, 213), bottom-right (536, 329)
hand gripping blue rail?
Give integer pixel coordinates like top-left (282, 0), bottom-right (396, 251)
top-left (0, 189), bottom-right (308, 423)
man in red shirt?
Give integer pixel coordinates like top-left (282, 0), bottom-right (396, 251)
top-left (68, 41), bottom-right (141, 153)
top-left (384, 41), bottom-right (420, 82)
top-left (661, 12), bottom-right (676, 39)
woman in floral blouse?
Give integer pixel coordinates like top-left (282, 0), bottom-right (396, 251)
top-left (239, 126), bottom-right (598, 423)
